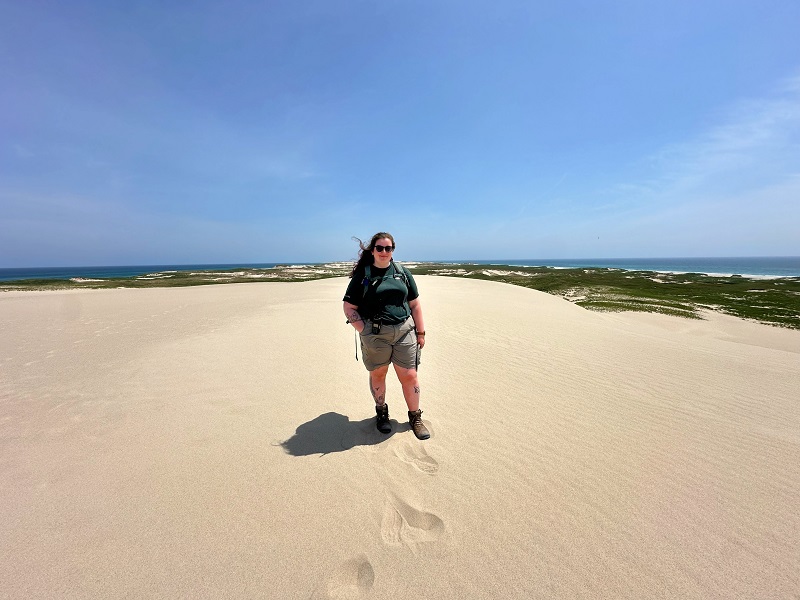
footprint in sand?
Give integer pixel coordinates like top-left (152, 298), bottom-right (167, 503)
top-left (310, 554), bottom-right (374, 600)
top-left (381, 493), bottom-right (444, 550)
top-left (392, 441), bottom-right (439, 475)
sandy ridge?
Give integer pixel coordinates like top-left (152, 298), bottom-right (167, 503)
top-left (1, 277), bottom-right (798, 598)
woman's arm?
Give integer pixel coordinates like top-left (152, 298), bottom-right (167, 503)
top-left (408, 298), bottom-right (425, 348)
top-left (343, 301), bottom-right (366, 333)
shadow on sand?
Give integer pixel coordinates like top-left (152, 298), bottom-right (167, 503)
top-left (279, 411), bottom-right (409, 456)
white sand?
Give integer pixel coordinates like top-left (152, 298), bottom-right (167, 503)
top-left (1, 277), bottom-right (798, 599)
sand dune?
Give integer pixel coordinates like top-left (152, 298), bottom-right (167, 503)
top-left (1, 277), bottom-right (798, 599)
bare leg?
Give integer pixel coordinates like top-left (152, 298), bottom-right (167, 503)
top-left (393, 365), bottom-right (420, 412)
top-left (369, 365), bottom-right (390, 406)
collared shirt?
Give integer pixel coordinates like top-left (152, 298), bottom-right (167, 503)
top-left (343, 263), bottom-right (419, 324)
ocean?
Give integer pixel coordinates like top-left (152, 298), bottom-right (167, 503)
top-left (1, 257), bottom-right (799, 282)
top-left (467, 256), bottom-right (800, 278)
top-left (0, 263), bottom-right (282, 282)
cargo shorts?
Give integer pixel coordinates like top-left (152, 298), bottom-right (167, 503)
top-left (359, 317), bottom-right (419, 371)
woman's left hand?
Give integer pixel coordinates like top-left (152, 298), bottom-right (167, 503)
top-left (408, 298), bottom-right (425, 349)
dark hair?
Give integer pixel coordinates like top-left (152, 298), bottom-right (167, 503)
top-left (349, 232), bottom-right (395, 277)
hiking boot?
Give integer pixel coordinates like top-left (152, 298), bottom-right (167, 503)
top-left (376, 403), bottom-right (392, 434)
top-left (408, 409), bottom-right (430, 440)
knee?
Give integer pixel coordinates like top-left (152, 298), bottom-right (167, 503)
top-left (370, 366), bottom-right (389, 382)
top-left (397, 369), bottom-right (418, 386)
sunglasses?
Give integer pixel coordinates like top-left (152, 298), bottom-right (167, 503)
top-left (374, 245), bottom-right (394, 253)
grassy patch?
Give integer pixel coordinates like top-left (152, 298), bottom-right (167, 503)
top-left (0, 264), bottom-right (354, 291)
top-left (411, 264), bottom-right (800, 329)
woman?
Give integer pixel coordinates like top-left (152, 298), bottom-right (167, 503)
top-left (342, 232), bottom-right (429, 440)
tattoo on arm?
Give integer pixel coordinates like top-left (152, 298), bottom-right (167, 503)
top-left (413, 386), bottom-right (420, 394)
top-left (347, 310), bottom-right (362, 323)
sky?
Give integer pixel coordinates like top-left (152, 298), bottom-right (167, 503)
top-left (2, 0), bottom-right (800, 266)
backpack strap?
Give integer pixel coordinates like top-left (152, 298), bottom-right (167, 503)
top-left (363, 261), bottom-right (408, 297)
top-left (391, 260), bottom-right (410, 288)
top-left (391, 260), bottom-right (412, 320)
top-left (363, 264), bottom-right (371, 298)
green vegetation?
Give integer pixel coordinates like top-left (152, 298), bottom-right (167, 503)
top-left (3, 262), bottom-right (799, 329)
top-left (0, 264), bottom-right (352, 290)
top-left (411, 263), bottom-right (800, 329)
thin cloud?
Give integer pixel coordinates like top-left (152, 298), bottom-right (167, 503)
top-left (485, 71), bottom-right (800, 258)
top-left (648, 71), bottom-right (800, 196)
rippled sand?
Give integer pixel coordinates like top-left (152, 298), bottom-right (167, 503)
top-left (1, 278), bottom-right (798, 598)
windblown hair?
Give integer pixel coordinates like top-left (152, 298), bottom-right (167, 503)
top-left (349, 232), bottom-right (395, 277)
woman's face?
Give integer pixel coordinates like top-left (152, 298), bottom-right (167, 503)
top-left (371, 237), bottom-right (394, 267)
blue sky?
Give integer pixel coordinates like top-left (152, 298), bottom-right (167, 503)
top-left (2, 0), bottom-right (799, 266)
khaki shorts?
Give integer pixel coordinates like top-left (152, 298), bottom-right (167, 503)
top-left (360, 317), bottom-right (419, 371)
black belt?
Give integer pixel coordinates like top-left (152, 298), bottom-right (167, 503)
top-left (370, 318), bottom-right (407, 334)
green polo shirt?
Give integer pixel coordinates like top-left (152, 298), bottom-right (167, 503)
top-left (343, 262), bottom-right (419, 325)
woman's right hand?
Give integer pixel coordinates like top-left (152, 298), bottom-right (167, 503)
top-left (344, 302), bottom-right (366, 333)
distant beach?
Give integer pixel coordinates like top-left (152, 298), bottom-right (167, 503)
top-left (0, 263), bottom-right (283, 282)
top-left (467, 256), bottom-right (800, 278)
top-left (2, 256), bottom-right (799, 282)
top-left (2, 260), bottom-right (799, 329)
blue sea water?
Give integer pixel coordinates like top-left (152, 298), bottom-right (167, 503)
top-left (0, 263), bottom-right (281, 282)
top-left (463, 256), bottom-right (800, 278)
top-left (2, 257), bottom-right (799, 282)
